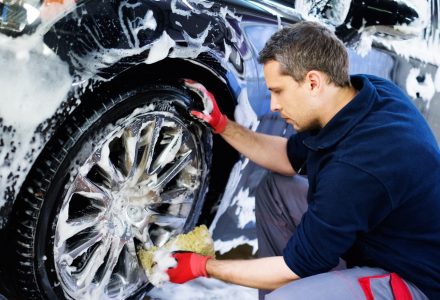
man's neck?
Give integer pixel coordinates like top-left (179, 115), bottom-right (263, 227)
top-left (319, 85), bottom-right (358, 128)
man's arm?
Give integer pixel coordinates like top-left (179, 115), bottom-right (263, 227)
top-left (167, 253), bottom-right (299, 289)
top-left (220, 120), bottom-right (295, 176)
top-left (206, 256), bottom-right (299, 290)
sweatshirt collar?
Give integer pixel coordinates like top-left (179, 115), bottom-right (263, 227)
top-left (303, 75), bottom-right (376, 151)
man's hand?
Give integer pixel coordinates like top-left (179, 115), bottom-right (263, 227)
top-left (167, 252), bottom-right (211, 284)
top-left (184, 79), bottom-right (228, 134)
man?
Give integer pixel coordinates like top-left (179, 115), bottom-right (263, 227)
top-left (166, 21), bottom-right (440, 299)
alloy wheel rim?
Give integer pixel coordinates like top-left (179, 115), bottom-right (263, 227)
top-left (53, 110), bottom-right (203, 299)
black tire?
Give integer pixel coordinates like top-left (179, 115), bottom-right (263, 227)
top-left (8, 83), bottom-right (212, 300)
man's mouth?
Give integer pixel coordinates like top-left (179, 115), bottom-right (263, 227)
top-left (281, 115), bottom-right (292, 123)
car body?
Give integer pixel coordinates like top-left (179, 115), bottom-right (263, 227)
top-left (0, 0), bottom-right (438, 299)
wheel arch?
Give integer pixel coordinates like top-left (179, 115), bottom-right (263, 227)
top-left (81, 57), bottom-right (238, 119)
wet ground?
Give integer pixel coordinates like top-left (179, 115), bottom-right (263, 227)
top-left (146, 277), bottom-right (257, 300)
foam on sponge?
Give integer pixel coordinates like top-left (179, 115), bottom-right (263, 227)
top-left (138, 225), bottom-right (215, 286)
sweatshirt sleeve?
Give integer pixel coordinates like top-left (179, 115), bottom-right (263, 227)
top-left (283, 161), bottom-right (392, 277)
top-left (287, 132), bottom-right (311, 173)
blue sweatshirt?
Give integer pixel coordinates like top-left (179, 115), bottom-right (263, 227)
top-left (284, 75), bottom-right (440, 299)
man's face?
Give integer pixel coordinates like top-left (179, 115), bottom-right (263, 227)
top-left (263, 60), bottom-right (320, 132)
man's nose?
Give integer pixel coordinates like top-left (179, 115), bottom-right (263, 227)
top-left (270, 97), bottom-right (281, 112)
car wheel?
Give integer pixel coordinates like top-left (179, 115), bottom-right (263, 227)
top-left (8, 83), bottom-right (212, 299)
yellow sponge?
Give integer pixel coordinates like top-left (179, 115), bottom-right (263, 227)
top-left (138, 225), bottom-right (215, 285)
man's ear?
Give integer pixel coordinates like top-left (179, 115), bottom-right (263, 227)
top-left (305, 70), bottom-right (322, 96)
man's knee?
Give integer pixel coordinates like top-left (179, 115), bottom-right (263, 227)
top-left (256, 173), bottom-right (308, 225)
top-left (255, 172), bottom-right (277, 205)
top-left (256, 172), bottom-right (306, 203)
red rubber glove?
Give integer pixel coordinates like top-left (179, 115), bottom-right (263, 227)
top-left (166, 252), bottom-right (211, 284)
top-left (184, 79), bottom-right (228, 134)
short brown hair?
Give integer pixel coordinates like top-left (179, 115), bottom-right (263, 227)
top-left (258, 21), bottom-right (350, 87)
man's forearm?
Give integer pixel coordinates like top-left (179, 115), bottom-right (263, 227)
top-left (220, 120), bottom-right (295, 176)
top-left (205, 256), bottom-right (299, 290)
